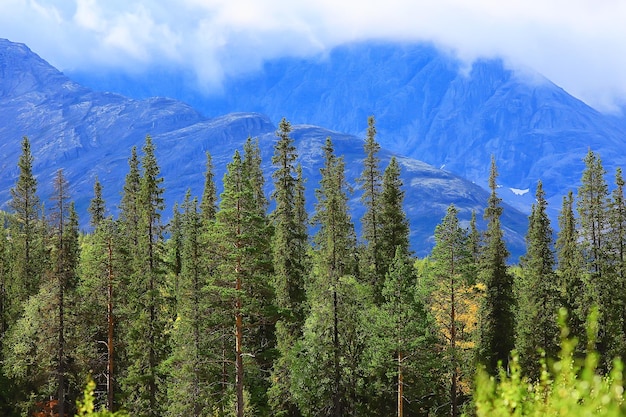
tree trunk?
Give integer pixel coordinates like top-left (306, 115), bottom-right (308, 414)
top-left (397, 350), bottom-right (403, 417)
top-left (235, 263), bottom-right (244, 417)
top-left (107, 238), bottom-right (115, 412)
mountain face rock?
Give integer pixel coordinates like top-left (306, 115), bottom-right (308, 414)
top-left (0, 38), bottom-right (528, 257)
top-left (69, 42), bottom-right (626, 217)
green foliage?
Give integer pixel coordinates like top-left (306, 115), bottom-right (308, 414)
top-left (268, 117), bottom-right (308, 416)
top-left (364, 248), bottom-right (442, 415)
top-left (75, 378), bottom-right (128, 416)
top-left (477, 156), bottom-right (515, 375)
top-left (515, 181), bottom-right (560, 379)
top-left (556, 191), bottom-right (588, 349)
top-left (472, 309), bottom-right (625, 417)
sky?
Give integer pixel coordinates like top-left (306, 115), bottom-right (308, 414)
top-left (1, 0), bottom-right (626, 112)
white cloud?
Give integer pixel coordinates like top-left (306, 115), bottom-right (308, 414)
top-left (1, 0), bottom-right (626, 111)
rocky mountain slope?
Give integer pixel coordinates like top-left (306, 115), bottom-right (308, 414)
top-left (0, 38), bottom-right (529, 257)
top-left (69, 42), bottom-right (626, 218)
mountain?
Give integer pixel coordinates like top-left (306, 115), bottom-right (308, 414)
top-left (0, 38), bottom-right (528, 258)
top-left (68, 42), bottom-right (626, 219)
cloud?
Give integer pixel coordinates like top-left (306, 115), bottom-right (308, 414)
top-left (1, 0), bottom-right (626, 111)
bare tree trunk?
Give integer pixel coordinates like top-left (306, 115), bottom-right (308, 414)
top-left (398, 350), bottom-right (404, 417)
top-left (58, 278), bottom-right (65, 417)
top-left (450, 272), bottom-right (458, 417)
top-left (235, 262), bottom-right (244, 417)
top-left (107, 238), bottom-right (115, 412)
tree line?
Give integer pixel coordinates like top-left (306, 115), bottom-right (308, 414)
top-left (0, 116), bottom-right (624, 416)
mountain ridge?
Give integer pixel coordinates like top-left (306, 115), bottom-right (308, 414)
top-left (67, 41), bottom-right (626, 218)
top-left (0, 38), bottom-right (530, 257)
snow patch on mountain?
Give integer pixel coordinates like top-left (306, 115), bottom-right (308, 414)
top-left (510, 188), bottom-right (530, 196)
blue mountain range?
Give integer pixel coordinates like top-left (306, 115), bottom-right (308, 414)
top-left (7, 37), bottom-right (618, 258)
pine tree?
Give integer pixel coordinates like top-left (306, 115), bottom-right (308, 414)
top-left (121, 135), bottom-right (168, 417)
top-left (379, 157), bottom-right (410, 272)
top-left (200, 151), bottom-right (217, 222)
top-left (358, 116), bottom-right (384, 300)
top-left (88, 178), bottom-right (106, 229)
top-left (4, 170), bottom-right (80, 417)
top-left (119, 146), bottom-right (141, 247)
top-left (75, 216), bottom-right (130, 413)
top-left (477, 156), bottom-right (515, 375)
top-left (515, 181), bottom-right (560, 379)
top-left (577, 150), bottom-right (609, 279)
top-left (576, 150), bottom-right (623, 363)
top-left (430, 204), bottom-right (474, 417)
top-left (243, 137), bottom-right (268, 212)
top-left (609, 168), bottom-right (626, 359)
top-left (214, 149), bottom-right (274, 417)
top-left (367, 249), bottom-right (439, 417)
top-left (7, 136), bottom-right (44, 320)
top-left (166, 192), bottom-right (215, 417)
top-left (268, 117), bottom-right (307, 417)
top-left (50, 169), bottom-right (73, 417)
top-left (556, 191), bottom-right (588, 348)
top-left (293, 137), bottom-right (361, 417)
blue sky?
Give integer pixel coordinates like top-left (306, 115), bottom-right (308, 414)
top-left (1, 0), bottom-right (625, 112)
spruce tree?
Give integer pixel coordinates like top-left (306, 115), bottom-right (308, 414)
top-left (268, 117), bottom-right (307, 417)
top-left (358, 116), bottom-right (384, 300)
top-left (200, 151), bottom-right (218, 223)
top-left (576, 150), bottom-right (623, 363)
top-left (166, 192), bottom-right (215, 417)
top-left (215, 150), bottom-right (274, 417)
top-left (609, 168), bottom-right (626, 359)
top-left (243, 137), bottom-right (268, 212)
top-left (75, 215), bottom-right (128, 413)
top-left (88, 178), bottom-right (106, 229)
top-left (50, 169), bottom-right (73, 417)
top-left (515, 181), bottom-right (560, 379)
top-left (477, 156), bottom-right (515, 375)
top-left (556, 191), bottom-right (588, 348)
top-left (8, 136), bottom-right (44, 319)
top-left (4, 170), bottom-right (80, 417)
top-left (119, 146), bottom-right (141, 247)
top-left (293, 137), bottom-right (362, 417)
top-left (121, 135), bottom-right (168, 417)
top-left (430, 204), bottom-right (473, 417)
top-left (379, 157), bottom-right (410, 269)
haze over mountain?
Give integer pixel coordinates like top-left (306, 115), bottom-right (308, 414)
top-left (0, 38), bottom-right (528, 257)
top-left (69, 42), bottom-right (626, 219)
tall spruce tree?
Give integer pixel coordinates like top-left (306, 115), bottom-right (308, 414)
top-left (200, 151), bottom-right (218, 223)
top-left (75, 215), bottom-right (129, 413)
top-left (166, 192), bottom-right (216, 417)
top-left (8, 136), bottom-right (44, 320)
top-left (430, 204), bottom-right (473, 417)
top-left (50, 169), bottom-right (74, 417)
top-left (268, 117), bottom-right (307, 417)
top-left (214, 149), bottom-right (274, 417)
top-left (4, 170), bottom-right (81, 417)
top-left (119, 146), bottom-right (141, 247)
top-left (609, 168), bottom-right (626, 359)
top-left (379, 157), bottom-right (410, 268)
top-left (88, 178), bottom-right (106, 229)
top-left (293, 137), bottom-right (363, 417)
top-left (515, 181), bottom-right (560, 379)
top-left (576, 150), bottom-right (624, 363)
top-left (243, 137), bottom-right (268, 212)
top-left (556, 191), bottom-right (588, 348)
top-left (358, 116), bottom-right (384, 300)
top-left (477, 156), bottom-right (515, 375)
top-left (121, 135), bottom-right (168, 417)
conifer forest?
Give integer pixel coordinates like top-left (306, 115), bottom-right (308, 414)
top-left (1, 116), bottom-right (626, 416)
